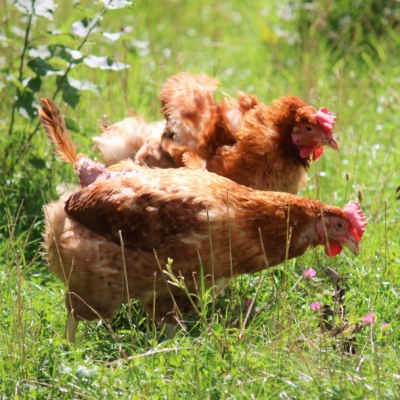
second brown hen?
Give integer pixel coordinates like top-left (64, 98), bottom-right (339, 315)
top-left (161, 72), bottom-right (340, 193)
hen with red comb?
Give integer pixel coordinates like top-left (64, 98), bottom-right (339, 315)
top-left (43, 167), bottom-right (367, 342)
top-left (161, 72), bottom-right (340, 194)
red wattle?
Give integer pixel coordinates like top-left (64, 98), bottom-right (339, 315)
top-left (312, 146), bottom-right (324, 160)
top-left (300, 145), bottom-right (317, 158)
top-left (325, 241), bottom-right (343, 257)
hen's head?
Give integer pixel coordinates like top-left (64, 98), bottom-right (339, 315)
top-left (292, 106), bottom-right (339, 160)
top-left (317, 201), bottom-right (368, 257)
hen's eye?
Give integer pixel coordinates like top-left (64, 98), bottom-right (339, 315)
top-left (335, 221), bottom-right (344, 229)
top-left (305, 125), bottom-right (313, 132)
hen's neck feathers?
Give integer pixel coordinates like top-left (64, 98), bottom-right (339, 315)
top-left (203, 96), bottom-right (312, 192)
top-left (196, 102), bottom-right (238, 158)
top-left (233, 193), bottom-right (323, 269)
top-left (257, 96), bottom-right (311, 166)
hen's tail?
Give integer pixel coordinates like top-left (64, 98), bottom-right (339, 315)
top-left (39, 98), bottom-right (109, 187)
top-left (39, 98), bottom-right (78, 167)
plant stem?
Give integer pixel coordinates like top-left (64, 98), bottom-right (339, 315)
top-left (7, 2), bottom-right (35, 137)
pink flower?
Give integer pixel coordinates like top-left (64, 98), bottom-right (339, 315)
top-left (361, 312), bottom-right (376, 325)
top-left (310, 301), bottom-right (322, 312)
top-left (381, 323), bottom-right (390, 330)
top-left (302, 268), bottom-right (317, 280)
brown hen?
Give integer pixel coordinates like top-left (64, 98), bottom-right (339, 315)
top-left (44, 167), bottom-right (367, 343)
top-left (161, 72), bottom-right (340, 193)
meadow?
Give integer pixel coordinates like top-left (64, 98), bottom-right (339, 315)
top-left (0, 0), bottom-right (399, 398)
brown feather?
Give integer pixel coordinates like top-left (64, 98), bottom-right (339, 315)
top-left (64, 169), bottom-right (325, 269)
top-left (160, 72), bottom-right (245, 165)
top-left (38, 98), bottom-right (79, 166)
top-left (70, 72), bottom-right (331, 194)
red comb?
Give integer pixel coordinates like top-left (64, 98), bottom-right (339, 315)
top-left (314, 108), bottom-right (337, 137)
top-left (343, 201), bottom-right (368, 241)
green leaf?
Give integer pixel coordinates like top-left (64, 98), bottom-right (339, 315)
top-left (57, 77), bottom-right (79, 108)
top-left (46, 45), bottom-right (83, 65)
top-left (64, 117), bottom-right (80, 132)
top-left (27, 57), bottom-right (57, 76)
top-left (6, 75), bottom-right (25, 92)
top-left (28, 156), bottom-right (47, 169)
top-left (71, 18), bottom-right (98, 38)
top-left (38, 32), bottom-right (77, 50)
top-left (48, 44), bottom-right (71, 61)
top-left (27, 76), bottom-right (42, 92)
top-left (16, 90), bottom-right (38, 119)
top-left (72, 5), bottom-right (97, 18)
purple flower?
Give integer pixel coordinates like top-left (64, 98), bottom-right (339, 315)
top-left (310, 301), bottom-right (322, 312)
top-left (302, 268), bottom-right (317, 280)
top-left (361, 312), bottom-right (376, 325)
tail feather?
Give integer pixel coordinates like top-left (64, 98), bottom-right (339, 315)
top-left (39, 98), bottom-right (78, 166)
top-left (39, 97), bottom-right (112, 187)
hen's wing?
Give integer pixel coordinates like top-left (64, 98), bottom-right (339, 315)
top-left (64, 169), bottom-right (229, 251)
top-left (203, 101), bottom-right (311, 192)
top-left (161, 72), bottom-right (239, 166)
top-left (161, 72), bottom-right (220, 150)
top-left (160, 72), bottom-right (260, 169)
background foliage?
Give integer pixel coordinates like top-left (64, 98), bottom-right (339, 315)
top-left (0, 0), bottom-right (399, 398)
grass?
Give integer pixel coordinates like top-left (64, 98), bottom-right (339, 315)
top-left (1, 0), bottom-right (399, 398)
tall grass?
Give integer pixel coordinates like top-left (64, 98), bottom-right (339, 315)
top-left (0, 0), bottom-right (399, 398)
